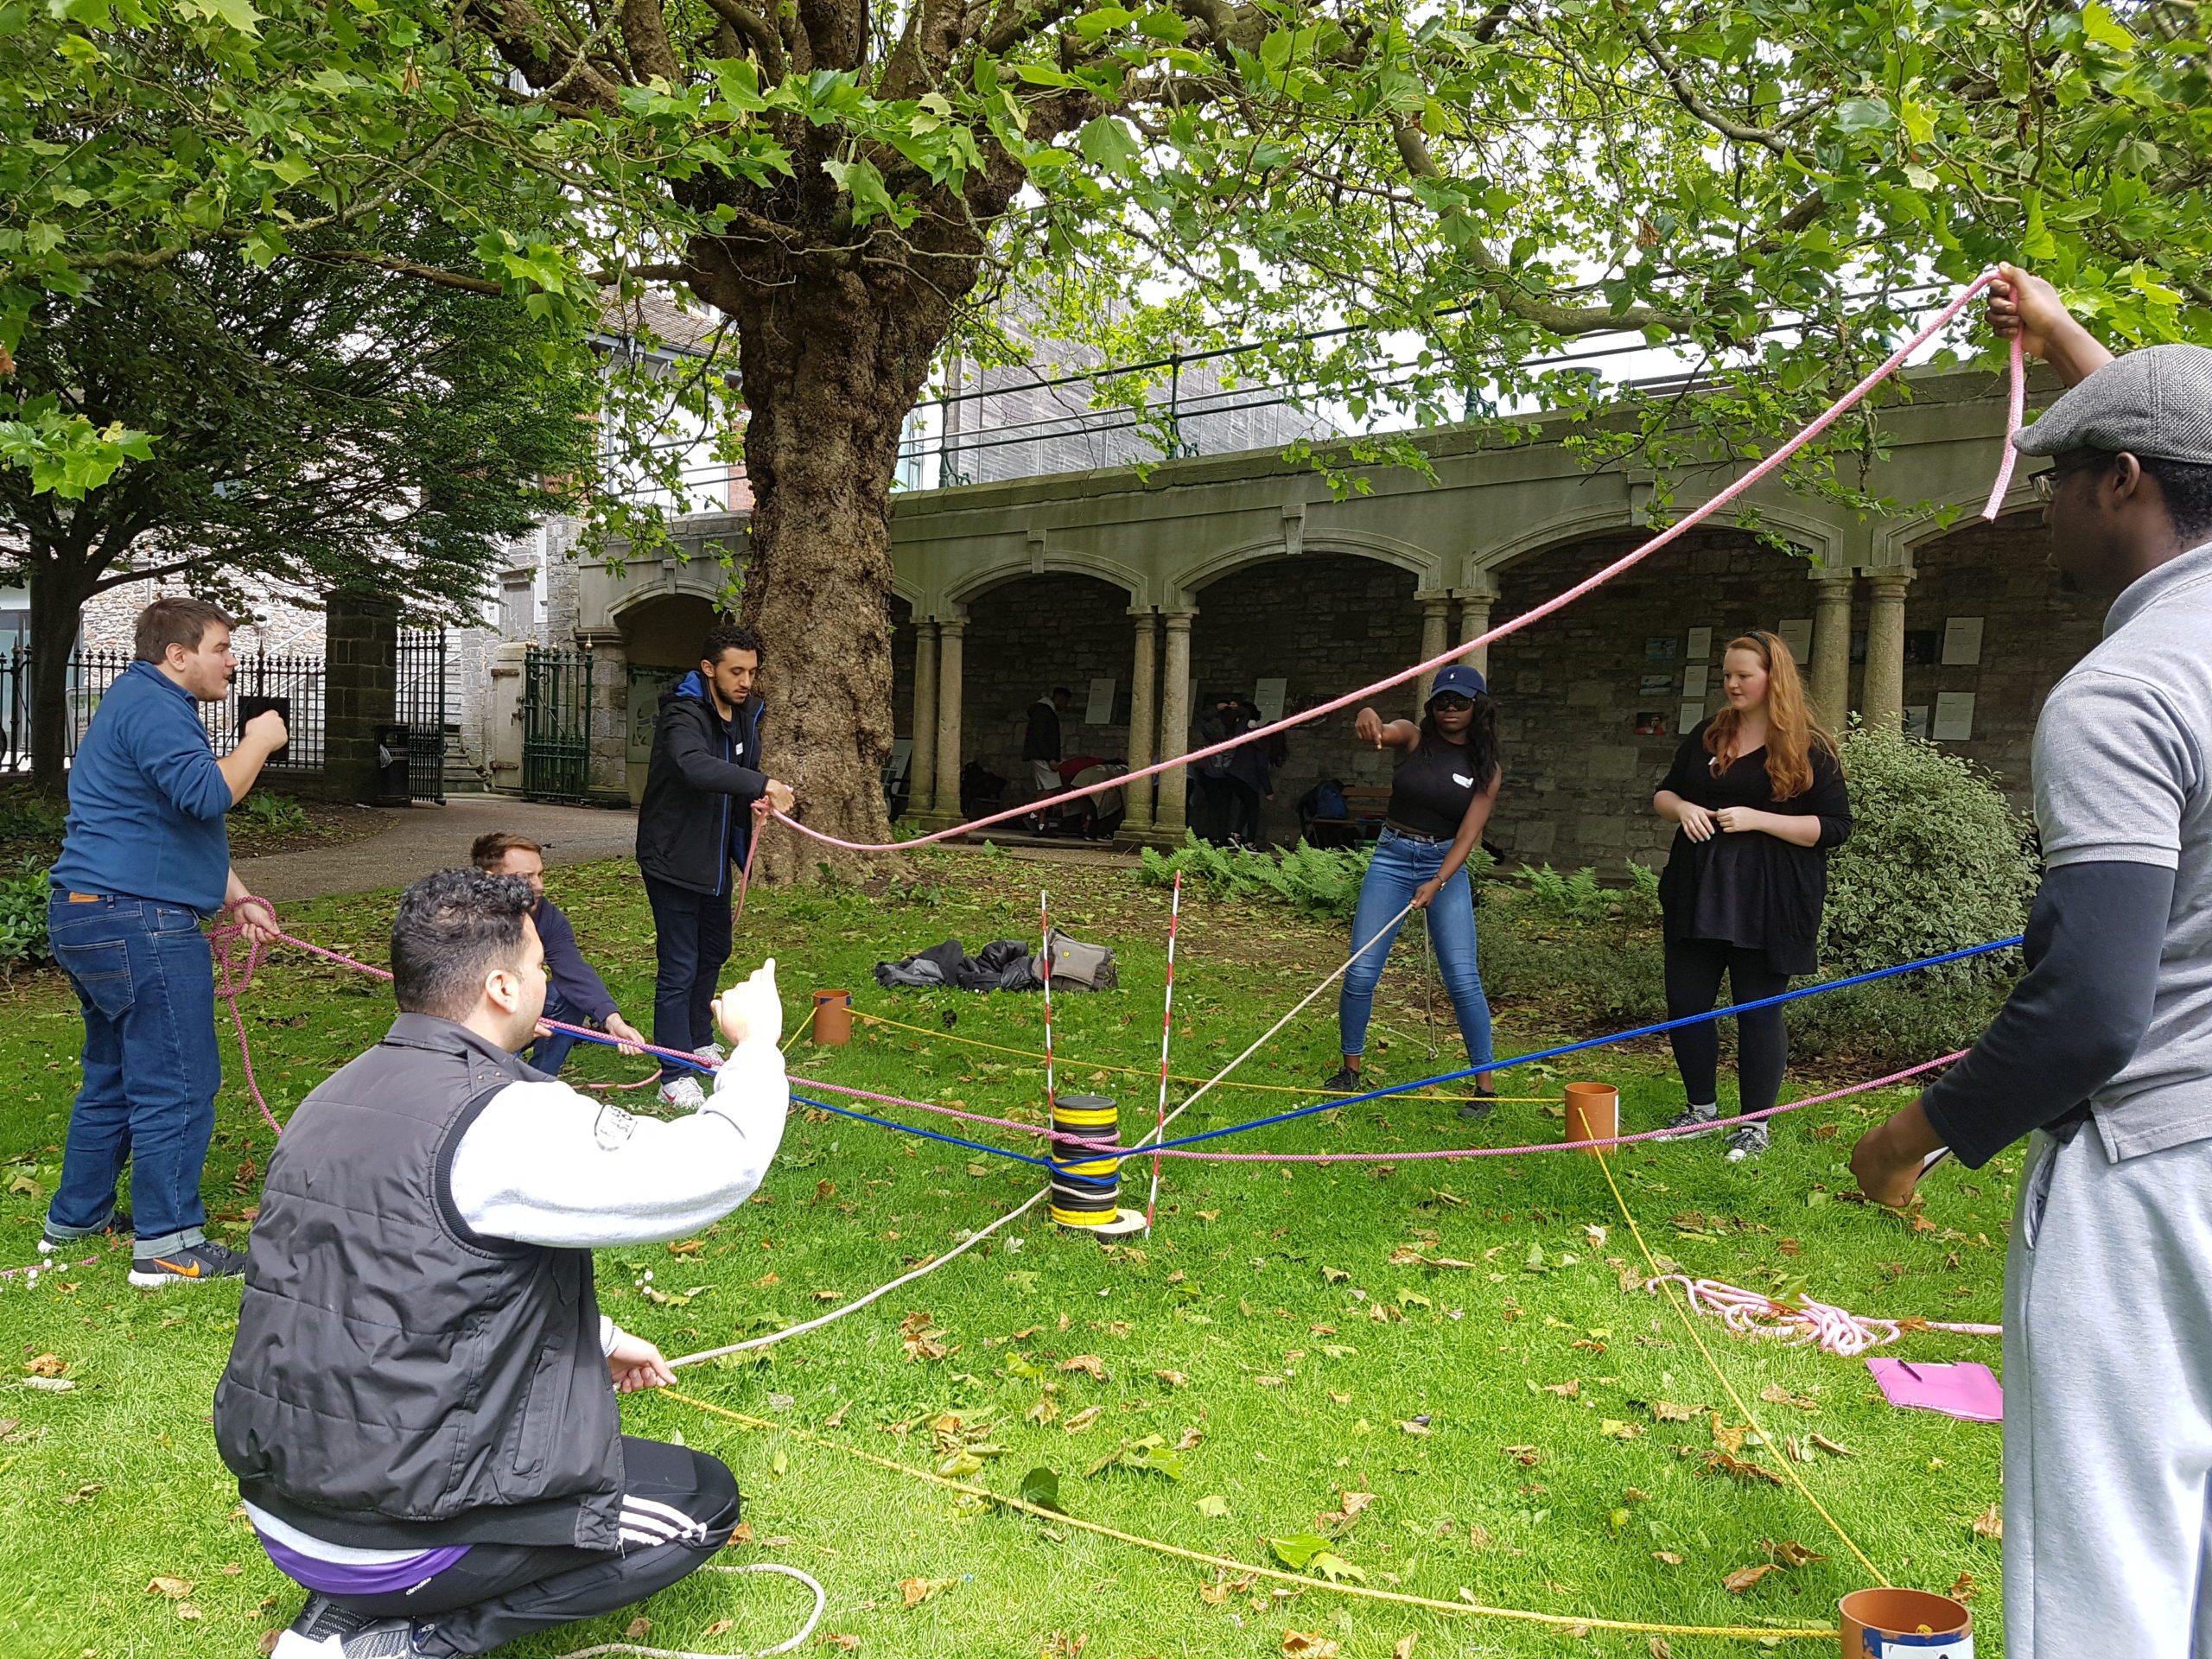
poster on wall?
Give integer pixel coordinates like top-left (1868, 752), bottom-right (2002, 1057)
top-left (1678, 700), bottom-right (1706, 732)
top-left (1932, 692), bottom-right (1977, 741)
top-left (1252, 677), bottom-right (1287, 724)
top-left (1681, 664), bottom-right (1709, 698)
top-left (1639, 673), bottom-right (1672, 694)
top-left (1685, 626), bottom-right (1713, 660)
top-left (1644, 636), bottom-right (1679, 662)
top-left (1777, 618), bottom-right (1813, 663)
top-left (1634, 710), bottom-right (1670, 735)
top-left (1942, 616), bottom-right (1986, 666)
top-left (1903, 705), bottom-right (1930, 741)
top-left (1084, 677), bottom-right (1117, 725)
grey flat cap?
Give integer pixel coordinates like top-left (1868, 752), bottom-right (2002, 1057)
top-left (2013, 343), bottom-right (2212, 462)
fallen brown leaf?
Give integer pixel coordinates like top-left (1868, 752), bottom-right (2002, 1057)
top-left (1810, 1433), bottom-right (1853, 1458)
top-left (1059, 1354), bottom-right (1107, 1380)
top-left (1758, 1383), bottom-right (1817, 1412)
top-left (732, 1521), bottom-right (755, 1543)
top-left (1063, 1406), bottom-right (1103, 1433)
top-left (1153, 1370), bottom-right (1188, 1388)
top-left (259, 1632), bottom-right (282, 1656)
top-left (1281, 1632), bottom-right (1338, 1658)
top-left (1501, 1445), bottom-right (1542, 1466)
top-left (146, 1577), bottom-right (194, 1599)
top-left (1972, 1503), bottom-right (2003, 1541)
top-left (1704, 1452), bottom-right (1786, 1487)
top-left (1651, 1551), bottom-right (1683, 1566)
top-left (1708, 1413), bottom-right (1747, 1454)
top-left (1541, 1380), bottom-right (1580, 1399)
top-left (626, 1618), bottom-right (653, 1638)
top-left (1176, 1426), bottom-right (1205, 1451)
top-left (1723, 1563), bottom-right (1779, 1593)
top-left (23, 1354), bottom-right (66, 1377)
top-left (823, 1403), bottom-right (849, 1430)
top-left (175, 1604), bottom-right (203, 1622)
top-left (1765, 1540), bottom-right (1827, 1568)
top-left (704, 1618), bottom-right (736, 1637)
top-left (1391, 1636), bottom-right (1417, 1659)
top-left (817, 1635), bottom-right (860, 1651)
top-left (1649, 1641), bottom-right (1672, 1659)
top-left (1948, 1572), bottom-right (1976, 1602)
top-left (900, 1577), bottom-right (957, 1608)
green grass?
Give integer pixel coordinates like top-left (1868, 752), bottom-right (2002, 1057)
top-left (0, 850), bottom-right (2010, 1657)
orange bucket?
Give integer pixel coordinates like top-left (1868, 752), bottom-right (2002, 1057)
top-left (1561, 1082), bottom-right (1618, 1155)
top-left (810, 988), bottom-right (852, 1046)
top-left (1838, 1587), bottom-right (1973, 1656)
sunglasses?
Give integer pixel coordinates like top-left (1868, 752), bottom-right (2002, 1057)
top-left (2030, 452), bottom-right (2118, 500)
top-left (1429, 693), bottom-right (1475, 712)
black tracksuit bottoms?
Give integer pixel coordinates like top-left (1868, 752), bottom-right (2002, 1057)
top-left (321, 1436), bottom-right (739, 1655)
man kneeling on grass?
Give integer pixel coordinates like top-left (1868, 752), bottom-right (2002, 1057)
top-left (213, 867), bottom-right (790, 1658)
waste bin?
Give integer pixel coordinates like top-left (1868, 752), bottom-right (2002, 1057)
top-left (372, 724), bottom-right (412, 806)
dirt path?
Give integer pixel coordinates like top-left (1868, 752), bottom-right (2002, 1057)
top-left (234, 798), bottom-right (638, 903)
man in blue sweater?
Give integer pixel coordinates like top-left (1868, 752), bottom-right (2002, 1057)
top-left (468, 831), bottom-right (645, 1073)
top-left (45, 597), bottom-right (289, 1286)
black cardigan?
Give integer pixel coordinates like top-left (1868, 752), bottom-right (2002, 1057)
top-left (1655, 722), bottom-right (1852, 976)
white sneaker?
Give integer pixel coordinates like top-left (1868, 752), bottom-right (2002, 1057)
top-left (694, 1042), bottom-right (728, 1065)
top-left (659, 1074), bottom-right (708, 1111)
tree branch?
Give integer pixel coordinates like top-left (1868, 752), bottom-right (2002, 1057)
top-left (696, 0), bottom-right (785, 79)
top-left (1626, 15), bottom-right (1802, 161)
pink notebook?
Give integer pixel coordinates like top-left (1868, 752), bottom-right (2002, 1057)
top-left (1866, 1357), bottom-right (2003, 1423)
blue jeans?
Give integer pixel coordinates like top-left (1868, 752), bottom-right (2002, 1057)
top-left (1338, 830), bottom-right (1494, 1069)
top-left (526, 988), bottom-right (587, 1077)
top-left (645, 875), bottom-right (732, 1060)
top-left (46, 892), bottom-right (222, 1255)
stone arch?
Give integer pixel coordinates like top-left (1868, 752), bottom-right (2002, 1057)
top-left (941, 550), bottom-right (1144, 613)
top-left (1876, 485), bottom-right (2044, 567)
top-left (1475, 497), bottom-right (1843, 580)
top-left (1169, 528), bottom-right (1440, 602)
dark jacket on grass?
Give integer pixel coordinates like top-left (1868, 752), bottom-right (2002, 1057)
top-left (636, 671), bottom-right (767, 897)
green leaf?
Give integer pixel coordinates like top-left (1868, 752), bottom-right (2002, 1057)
top-left (1077, 116), bottom-right (1141, 174)
top-left (1017, 1465), bottom-right (1066, 1513)
top-left (2081, 1), bottom-right (2135, 50)
top-left (1309, 1551), bottom-right (1367, 1582)
top-left (1833, 98), bottom-right (1895, 136)
top-left (174, 0), bottom-right (263, 32)
top-left (1268, 1532), bottom-right (1333, 1570)
top-left (1195, 1494), bottom-right (1230, 1517)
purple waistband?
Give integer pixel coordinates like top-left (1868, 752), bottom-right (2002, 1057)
top-left (258, 1532), bottom-right (472, 1597)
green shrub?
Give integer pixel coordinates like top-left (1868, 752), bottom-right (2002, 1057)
top-left (1138, 834), bottom-right (1385, 921)
top-left (0, 785), bottom-right (68, 848)
top-left (235, 791), bottom-right (311, 832)
top-left (1820, 728), bottom-right (2037, 984)
top-left (1516, 861), bottom-right (1663, 928)
top-left (0, 859), bottom-right (52, 967)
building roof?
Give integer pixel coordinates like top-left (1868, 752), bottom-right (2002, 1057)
top-left (597, 289), bottom-right (728, 359)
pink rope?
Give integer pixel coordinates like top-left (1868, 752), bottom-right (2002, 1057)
top-left (1145, 872), bottom-right (1182, 1230)
top-left (776, 275), bottom-right (2023, 854)
top-left (1643, 1274), bottom-right (2000, 1357)
top-left (1039, 890), bottom-right (1054, 1114)
top-left (0, 1246), bottom-right (108, 1283)
top-left (1980, 332), bottom-right (2027, 521)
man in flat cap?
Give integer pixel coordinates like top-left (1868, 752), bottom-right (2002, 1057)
top-left (1853, 266), bottom-right (2212, 1655)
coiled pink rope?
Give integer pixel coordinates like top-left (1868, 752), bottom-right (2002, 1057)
top-left (778, 275), bottom-right (2024, 853)
top-left (1643, 1274), bottom-right (2000, 1358)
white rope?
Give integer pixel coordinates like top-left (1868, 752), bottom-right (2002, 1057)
top-left (560, 1563), bottom-right (826, 1659)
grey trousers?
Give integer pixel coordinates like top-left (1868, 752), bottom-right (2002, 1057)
top-left (2006, 1127), bottom-right (2212, 1656)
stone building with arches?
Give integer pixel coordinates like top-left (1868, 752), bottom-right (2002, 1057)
top-left (495, 361), bottom-right (2082, 872)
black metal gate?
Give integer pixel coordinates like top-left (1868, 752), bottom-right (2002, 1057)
top-left (522, 646), bottom-right (594, 801)
top-left (397, 628), bottom-right (448, 804)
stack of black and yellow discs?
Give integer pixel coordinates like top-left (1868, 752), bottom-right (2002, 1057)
top-left (1048, 1093), bottom-right (1122, 1229)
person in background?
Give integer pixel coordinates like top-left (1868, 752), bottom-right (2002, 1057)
top-left (1022, 686), bottom-right (1073, 828)
top-left (1189, 693), bottom-right (1242, 846)
top-left (1852, 269), bottom-right (2212, 1657)
top-left (1652, 631), bottom-right (1850, 1161)
top-left (42, 596), bottom-right (286, 1286)
top-left (635, 624), bottom-right (796, 1111)
top-left (1327, 665), bottom-right (1501, 1118)
top-left (1223, 697), bottom-right (1283, 848)
top-left (220, 868), bottom-right (789, 1659)
top-left (469, 832), bottom-right (645, 1075)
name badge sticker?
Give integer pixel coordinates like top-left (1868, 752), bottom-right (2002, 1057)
top-left (1452, 773), bottom-right (1474, 788)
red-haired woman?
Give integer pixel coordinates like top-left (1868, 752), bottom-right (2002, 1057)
top-left (1651, 632), bottom-right (1852, 1160)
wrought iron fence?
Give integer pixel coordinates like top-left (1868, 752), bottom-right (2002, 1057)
top-left (0, 647), bottom-right (327, 774)
top-left (521, 646), bottom-right (594, 801)
top-left (397, 628), bottom-right (449, 804)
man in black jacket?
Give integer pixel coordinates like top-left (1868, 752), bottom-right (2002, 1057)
top-left (219, 868), bottom-right (791, 1658)
top-left (635, 623), bottom-right (795, 1109)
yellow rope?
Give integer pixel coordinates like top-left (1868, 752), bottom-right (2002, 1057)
top-left (1593, 1148), bottom-right (1891, 1586)
top-left (849, 1009), bottom-right (1557, 1103)
top-left (663, 1389), bottom-right (1835, 1642)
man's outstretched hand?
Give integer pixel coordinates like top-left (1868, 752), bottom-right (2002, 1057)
top-left (1986, 263), bottom-right (2115, 388)
top-left (604, 1012), bottom-right (646, 1057)
top-left (607, 1330), bottom-right (675, 1394)
top-left (713, 957), bottom-right (781, 1050)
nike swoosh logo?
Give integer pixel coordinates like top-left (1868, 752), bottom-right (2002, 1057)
top-left (151, 1257), bottom-right (201, 1277)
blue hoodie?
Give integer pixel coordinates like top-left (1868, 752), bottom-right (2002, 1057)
top-left (50, 660), bottom-right (234, 913)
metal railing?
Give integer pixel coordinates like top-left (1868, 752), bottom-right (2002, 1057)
top-left (521, 646), bottom-right (594, 802)
top-left (0, 648), bottom-right (327, 774)
top-left (397, 628), bottom-right (449, 804)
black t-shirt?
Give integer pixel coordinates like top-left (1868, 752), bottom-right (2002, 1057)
top-left (1387, 738), bottom-right (1492, 837)
top-left (1656, 721), bottom-right (1852, 976)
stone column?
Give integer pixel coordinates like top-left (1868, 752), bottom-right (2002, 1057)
top-left (909, 620), bottom-right (938, 817)
top-left (931, 613), bottom-right (966, 824)
top-left (1861, 570), bottom-right (1913, 734)
top-left (1155, 610), bottom-right (1194, 838)
top-left (1415, 593), bottom-right (1452, 706)
top-left (1123, 610), bottom-right (1157, 832)
top-left (1457, 570), bottom-right (1501, 677)
top-left (324, 588), bottom-right (400, 804)
top-left (1808, 572), bottom-right (1856, 734)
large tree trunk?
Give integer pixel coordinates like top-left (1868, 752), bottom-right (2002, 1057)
top-left (691, 252), bottom-right (965, 880)
top-left (28, 543), bottom-right (99, 791)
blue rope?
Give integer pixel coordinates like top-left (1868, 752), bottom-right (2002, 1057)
top-left (1134, 932), bottom-right (2024, 1154)
top-left (790, 1095), bottom-right (1052, 1167)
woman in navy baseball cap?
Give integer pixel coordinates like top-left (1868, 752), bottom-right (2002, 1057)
top-left (1326, 664), bottom-right (1503, 1119)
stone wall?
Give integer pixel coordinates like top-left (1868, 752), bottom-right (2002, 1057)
top-left (953, 575), bottom-right (1135, 797)
top-left (322, 590), bottom-right (400, 804)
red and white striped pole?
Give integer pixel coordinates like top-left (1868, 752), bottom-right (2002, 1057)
top-left (1145, 871), bottom-right (1183, 1234)
top-left (1039, 890), bottom-right (1054, 1113)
